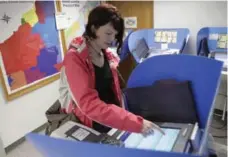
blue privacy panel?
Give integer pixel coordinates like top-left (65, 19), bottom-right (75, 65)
top-left (128, 28), bottom-right (190, 52)
top-left (126, 55), bottom-right (223, 154)
top-left (127, 55), bottom-right (222, 129)
top-left (26, 133), bottom-right (200, 157)
top-left (197, 27), bottom-right (228, 55)
top-left (207, 27), bottom-right (227, 53)
top-left (196, 27), bottom-right (209, 55)
top-left (119, 29), bottom-right (134, 62)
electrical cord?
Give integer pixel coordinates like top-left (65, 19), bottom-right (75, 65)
top-left (211, 123), bottom-right (227, 130)
top-left (211, 124), bottom-right (227, 138)
top-left (212, 135), bottom-right (227, 138)
top-left (210, 117), bottom-right (227, 130)
top-left (210, 119), bottom-right (227, 138)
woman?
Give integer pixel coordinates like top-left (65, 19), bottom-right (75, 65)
top-left (59, 3), bottom-right (164, 136)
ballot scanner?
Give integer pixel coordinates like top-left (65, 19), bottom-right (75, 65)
top-left (50, 121), bottom-right (200, 154)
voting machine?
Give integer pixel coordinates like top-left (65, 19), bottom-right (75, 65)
top-left (108, 122), bottom-right (198, 153)
top-left (49, 120), bottom-right (198, 153)
top-left (197, 27), bottom-right (227, 72)
top-left (26, 55), bottom-right (222, 157)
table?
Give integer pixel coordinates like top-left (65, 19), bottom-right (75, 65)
top-left (140, 49), bottom-right (180, 63)
top-left (50, 121), bottom-right (118, 140)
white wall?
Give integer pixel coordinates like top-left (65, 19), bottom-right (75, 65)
top-left (0, 135), bottom-right (6, 157)
top-left (153, 1), bottom-right (227, 54)
top-left (0, 80), bottom-right (59, 147)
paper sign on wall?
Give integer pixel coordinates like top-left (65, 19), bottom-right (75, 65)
top-left (124, 17), bottom-right (137, 28)
top-left (55, 12), bottom-right (72, 30)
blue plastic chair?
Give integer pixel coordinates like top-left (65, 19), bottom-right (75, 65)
top-left (126, 54), bottom-right (223, 156)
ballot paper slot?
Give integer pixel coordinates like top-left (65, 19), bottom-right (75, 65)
top-left (117, 123), bottom-right (194, 153)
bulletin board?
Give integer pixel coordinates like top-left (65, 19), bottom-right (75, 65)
top-left (0, 1), bottom-right (99, 101)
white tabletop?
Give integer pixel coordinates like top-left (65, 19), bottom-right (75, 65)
top-left (221, 70), bottom-right (227, 76)
top-left (140, 49), bottom-right (180, 63)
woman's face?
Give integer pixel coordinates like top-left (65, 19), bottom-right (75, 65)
top-left (93, 22), bottom-right (118, 49)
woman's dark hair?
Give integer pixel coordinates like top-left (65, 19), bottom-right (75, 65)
top-left (84, 3), bottom-right (124, 54)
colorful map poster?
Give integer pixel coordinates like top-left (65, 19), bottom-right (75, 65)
top-left (0, 1), bottom-right (64, 100)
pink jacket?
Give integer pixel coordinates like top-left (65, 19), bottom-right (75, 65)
top-left (59, 36), bottom-right (143, 133)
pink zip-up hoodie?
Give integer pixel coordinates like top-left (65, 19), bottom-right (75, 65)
top-left (58, 36), bottom-right (143, 133)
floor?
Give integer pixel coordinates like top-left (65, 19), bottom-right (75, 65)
top-left (6, 140), bottom-right (43, 157)
top-left (208, 115), bottom-right (227, 157)
top-left (5, 130), bottom-right (45, 157)
top-left (5, 115), bottom-right (227, 157)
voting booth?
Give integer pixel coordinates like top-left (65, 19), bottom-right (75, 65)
top-left (197, 27), bottom-right (227, 72)
top-left (197, 27), bottom-right (227, 54)
top-left (119, 29), bottom-right (134, 62)
top-left (26, 55), bottom-right (223, 157)
top-left (27, 133), bottom-right (201, 157)
top-left (127, 28), bottom-right (190, 63)
top-left (124, 54), bottom-right (223, 156)
top-left (197, 27), bottom-right (227, 119)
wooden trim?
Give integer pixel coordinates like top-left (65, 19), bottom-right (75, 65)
top-left (56, 1), bottom-right (68, 55)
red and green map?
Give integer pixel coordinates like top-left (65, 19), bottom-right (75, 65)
top-left (0, 1), bottom-right (63, 93)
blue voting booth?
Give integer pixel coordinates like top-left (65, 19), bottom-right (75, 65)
top-left (27, 133), bottom-right (199, 157)
top-left (26, 54), bottom-right (223, 157)
top-left (197, 28), bottom-right (227, 121)
top-left (119, 29), bottom-right (134, 62)
top-left (197, 27), bottom-right (227, 55)
top-left (127, 28), bottom-right (190, 63)
top-left (197, 27), bottom-right (227, 77)
top-left (126, 54), bottom-right (223, 156)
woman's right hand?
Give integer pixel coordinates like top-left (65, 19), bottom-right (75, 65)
top-left (141, 119), bottom-right (165, 137)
